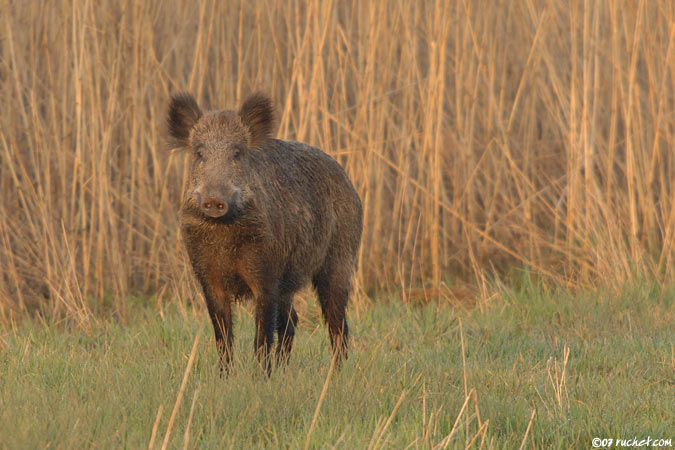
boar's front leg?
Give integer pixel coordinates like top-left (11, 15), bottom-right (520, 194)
top-left (198, 276), bottom-right (233, 375)
top-left (276, 295), bottom-right (298, 366)
top-left (253, 286), bottom-right (279, 375)
top-left (238, 254), bottom-right (280, 375)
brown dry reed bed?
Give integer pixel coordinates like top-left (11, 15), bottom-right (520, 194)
top-left (1, 0), bottom-right (675, 323)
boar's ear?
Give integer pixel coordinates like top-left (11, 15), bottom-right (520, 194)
top-left (167, 93), bottom-right (202, 145)
top-left (238, 92), bottom-right (275, 147)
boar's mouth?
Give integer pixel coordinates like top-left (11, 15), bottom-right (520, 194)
top-left (209, 204), bottom-right (243, 224)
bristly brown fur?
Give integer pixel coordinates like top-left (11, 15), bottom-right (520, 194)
top-left (168, 93), bottom-right (202, 145)
top-left (238, 92), bottom-right (275, 147)
top-left (166, 91), bottom-right (362, 376)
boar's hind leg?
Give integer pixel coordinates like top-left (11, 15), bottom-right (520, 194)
top-left (276, 295), bottom-right (298, 365)
top-left (313, 265), bottom-right (350, 364)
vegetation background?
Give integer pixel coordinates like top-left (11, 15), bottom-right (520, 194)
top-left (3, 0), bottom-right (675, 320)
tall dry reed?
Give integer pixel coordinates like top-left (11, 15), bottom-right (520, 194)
top-left (1, 0), bottom-right (674, 321)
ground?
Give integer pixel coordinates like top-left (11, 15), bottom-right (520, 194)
top-left (0, 282), bottom-right (673, 449)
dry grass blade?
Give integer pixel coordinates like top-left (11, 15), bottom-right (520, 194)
top-left (434, 389), bottom-right (474, 450)
top-left (304, 356), bottom-right (336, 450)
top-left (459, 319), bottom-right (470, 442)
top-left (547, 344), bottom-right (571, 414)
top-left (147, 404), bottom-right (164, 450)
top-left (367, 389), bottom-right (407, 450)
top-left (182, 388), bottom-right (200, 450)
top-left (518, 409), bottom-right (536, 450)
top-left (160, 328), bottom-right (201, 450)
top-left (463, 419), bottom-right (488, 450)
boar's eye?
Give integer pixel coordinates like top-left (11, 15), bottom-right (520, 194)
top-left (194, 144), bottom-right (204, 161)
top-left (231, 145), bottom-right (245, 160)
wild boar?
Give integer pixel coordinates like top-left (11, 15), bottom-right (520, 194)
top-left (167, 92), bottom-right (362, 373)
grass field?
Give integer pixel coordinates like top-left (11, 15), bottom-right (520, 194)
top-left (1, 281), bottom-right (672, 449)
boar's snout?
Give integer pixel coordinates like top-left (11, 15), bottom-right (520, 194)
top-left (201, 196), bottom-right (228, 218)
top-left (194, 186), bottom-right (241, 219)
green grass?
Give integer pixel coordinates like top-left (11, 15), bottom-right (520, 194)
top-left (0, 283), bottom-right (673, 449)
